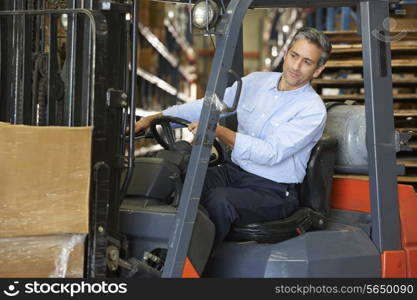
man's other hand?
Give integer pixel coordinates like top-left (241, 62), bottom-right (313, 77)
top-left (188, 121), bottom-right (198, 135)
top-left (188, 122), bottom-right (235, 148)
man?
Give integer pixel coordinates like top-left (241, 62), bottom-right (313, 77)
top-left (135, 27), bottom-right (331, 244)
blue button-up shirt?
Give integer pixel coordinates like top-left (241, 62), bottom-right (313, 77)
top-left (163, 72), bottom-right (327, 183)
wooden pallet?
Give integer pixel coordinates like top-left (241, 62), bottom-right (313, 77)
top-left (325, 58), bottom-right (417, 69)
top-left (331, 43), bottom-right (417, 55)
top-left (320, 94), bottom-right (417, 101)
top-left (397, 128), bottom-right (417, 133)
top-left (408, 142), bottom-right (417, 150)
top-left (313, 78), bottom-right (417, 87)
top-left (325, 30), bottom-right (417, 43)
top-left (394, 109), bottom-right (417, 117)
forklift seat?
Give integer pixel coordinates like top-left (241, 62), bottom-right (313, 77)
top-left (227, 135), bottom-right (338, 243)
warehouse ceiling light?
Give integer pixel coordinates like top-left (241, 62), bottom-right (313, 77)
top-left (191, 0), bottom-right (220, 30)
top-left (60, 14), bottom-right (68, 30)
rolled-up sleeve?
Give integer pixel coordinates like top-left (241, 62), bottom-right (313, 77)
top-left (233, 103), bottom-right (326, 166)
top-left (162, 79), bottom-right (244, 121)
top-left (162, 99), bottom-right (203, 122)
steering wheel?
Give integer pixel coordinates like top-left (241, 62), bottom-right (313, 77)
top-left (149, 116), bottom-right (224, 167)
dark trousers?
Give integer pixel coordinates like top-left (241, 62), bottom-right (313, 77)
top-left (200, 161), bottom-right (299, 244)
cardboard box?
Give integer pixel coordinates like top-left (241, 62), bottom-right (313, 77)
top-left (0, 234), bottom-right (85, 278)
top-left (0, 122), bottom-right (92, 237)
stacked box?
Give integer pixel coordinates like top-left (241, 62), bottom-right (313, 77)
top-left (0, 235), bottom-right (85, 278)
top-left (0, 122), bottom-right (92, 278)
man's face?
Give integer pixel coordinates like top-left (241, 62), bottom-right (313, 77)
top-left (281, 39), bottom-right (326, 91)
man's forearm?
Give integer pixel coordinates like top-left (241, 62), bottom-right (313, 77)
top-left (147, 112), bottom-right (163, 122)
top-left (216, 125), bottom-right (236, 148)
top-left (135, 112), bottom-right (162, 133)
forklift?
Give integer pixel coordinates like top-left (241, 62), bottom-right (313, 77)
top-left (0, 0), bottom-right (415, 278)
top-left (116, 0), bottom-right (417, 278)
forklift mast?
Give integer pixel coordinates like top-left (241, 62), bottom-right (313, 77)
top-left (0, 0), bottom-right (135, 277)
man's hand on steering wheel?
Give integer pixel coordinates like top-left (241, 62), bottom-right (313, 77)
top-left (147, 116), bottom-right (224, 167)
top-left (187, 121), bottom-right (199, 135)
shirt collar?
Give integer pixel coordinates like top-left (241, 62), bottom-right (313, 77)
top-left (268, 72), bottom-right (310, 94)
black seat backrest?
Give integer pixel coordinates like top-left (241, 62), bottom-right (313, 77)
top-left (299, 135), bottom-right (338, 216)
top-left (227, 135), bottom-right (338, 243)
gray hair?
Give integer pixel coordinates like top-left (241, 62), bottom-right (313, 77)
top-left (288, 27), bottom-right (332, 67)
